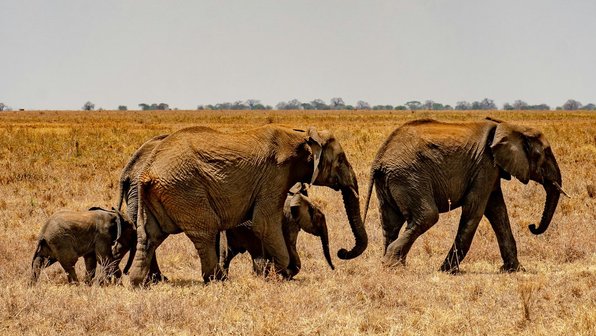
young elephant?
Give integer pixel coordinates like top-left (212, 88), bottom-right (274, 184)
top-left (30, 207), bottom-right (135, 285)
top-left (222, 183), bottom-right (334, 279)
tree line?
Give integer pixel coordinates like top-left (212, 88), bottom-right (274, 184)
top-left (0, 98), bottom-right (594, 112)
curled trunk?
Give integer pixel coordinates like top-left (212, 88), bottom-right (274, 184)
top-left (529, 182), bottom-right (561, 235)
top-left (529, 153), bottom-right (562, 235)
top-left (337, 187), bottom-right (368, 259)
top-left (318, 219), bottom-right (335, 270)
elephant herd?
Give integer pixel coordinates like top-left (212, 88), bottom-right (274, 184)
top-left (30, 117), bottom-right (566, 286)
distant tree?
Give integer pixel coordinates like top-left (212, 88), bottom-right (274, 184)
top-left (405, 101), bottom-right (422, 110)
top-left (0, 103), bottom-right (7, 111)
top-left (245, 99), bottom-right (261, 110)
top-left (562, 99), bottom-right (582, 110)
top-left (287, 99), bottom-right (303, 109)
top-left (231, 101), bottom-right (248, 110)
top-left (470, 98), bottom-right (496, 110)
top-left (82, 101), bottom-right (95, 111)
top-left (513, 100), bottom-right (529, 110)
top-left (157, 103), bottom-right (170, 110)
top-left (421, 100), bottom-right (435, 109)
top-left (277, 99), bottom-right (303, 110)
top-left (455, 101), bottom-right (471, 110)
top-left (530, 104), bottom-right (551, 110)
top-left (330, 97), bottom-right (345, 109)
top-left (582, 103), bottom-right (596, 110)
top-left (300, 102), bottom-right (314, 110)
top-left (118, 105), bottom-right (127, 111)
top-left (310, 99), bottom-right (330, 110)
top-left (373, 105), bottom-right (394, 110)
top-left (503, 102), bottom-right (514, 110)
top-left (138, 103), bottom-right (149, 110)
top-left (215, 102), bottom-right (232, 110)
top-left (394, 105), bottom-right (407, 110)
top-left (355, 100), bottom-right (371, 110)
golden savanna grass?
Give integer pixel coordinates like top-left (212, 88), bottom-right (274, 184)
top-left (0, 110), bottom-right (594, 335)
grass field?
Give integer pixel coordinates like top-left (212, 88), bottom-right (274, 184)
top-left (0, 110), bottom-right (594, 335)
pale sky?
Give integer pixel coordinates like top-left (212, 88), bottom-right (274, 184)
top-left (1, 0), bottom-right (595, 110)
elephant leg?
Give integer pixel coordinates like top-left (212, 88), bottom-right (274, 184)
top-left (59, 259), bottom-right (79, 284)
top-left (383, 203), bottom-right (438, 266)
top-left (440, 206), bottom-right (485, 273)
top-left (95, 242), bottom-right (121, 284)
top-left (186, 230), bottom-right (226, 283)
top-left (252, 209), bottom-right (290, 278)
top-left (484, 188), bottom-right (522, 272)
top-left (130, 209), bottom-right (167, 287)
top-left (379, 201), bottom-right (406, 255)
top-left (148, 251), bottom-right (168, 283)
top-left (83, 253), bottom-right (97, 285)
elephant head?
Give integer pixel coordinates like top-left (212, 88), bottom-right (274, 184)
top-left (285, 183), bottom-right (334, 274)
top-left (306, 128), bottom-right (367, 260)
top-left (490, 121), bottom-right (566, 235)
top-left (110, 209), bottom-right (137, 272)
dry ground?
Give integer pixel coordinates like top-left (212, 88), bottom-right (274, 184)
top-left (0, 110), bottom-right (594, 335)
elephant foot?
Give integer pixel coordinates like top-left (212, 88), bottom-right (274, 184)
top-left (148, 272), bottom-right (169, 284)
top-left (439, 264), bottom-right (460, 274)
top-left (382, 254), bottom-right (406, 268)
top-left (203, 268), bottom-right (228, 283)
top-left (500, 263), bottom-right (525, 273)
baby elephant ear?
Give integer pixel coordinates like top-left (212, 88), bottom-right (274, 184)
top-left (490, 123), bottom-right (530, 184)
top-left (307, 127), bottom-right (323, 185)
top-left (288, 182), bottom-right (303, 195)
top-left (290, 193), bottom-right (302, 209)
top-left (111, 207), bottom-right (122, 241)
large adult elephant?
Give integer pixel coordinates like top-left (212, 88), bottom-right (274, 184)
top-left (117, 133), bottom-right (169, 281)
top-left (129, 125), bottom-right (367, 285)
top-left (363, 118), bottom-right (566, 273)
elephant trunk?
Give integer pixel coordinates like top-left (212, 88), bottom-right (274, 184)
top-left (318, 218), bottom-right (335, 270)
top-left (337, 185), bottom-right (368, 260)
top-left (529, 153), bottom-right (562, 235)
top-left (122, 244), bottom-right (136, 275)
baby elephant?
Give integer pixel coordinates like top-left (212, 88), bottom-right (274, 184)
top-left (222, 183), bottom-right (334, 279)
top-left (30, 207), bottom-right (136, 285)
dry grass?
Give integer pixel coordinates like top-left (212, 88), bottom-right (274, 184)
top-left (0, 110), bottom-right (594, 335)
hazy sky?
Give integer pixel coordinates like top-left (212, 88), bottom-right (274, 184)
top-left (1, 0), bottom-right (595, 110)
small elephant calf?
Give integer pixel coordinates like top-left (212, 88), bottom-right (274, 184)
top-left (30, 207), bottom-right (136, 285)
top-left (222, 183), bottom-right (334, 279)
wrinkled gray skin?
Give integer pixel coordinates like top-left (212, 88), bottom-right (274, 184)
top-left (30, 207), bottom-right (135, 285)
top-left (363, 118), bottom-right (565, 273)
top-left (117, 134), bottom-right (169, 282)
top-left (222, 184), bottom-right (334, 278)
top-left (129, 124), bottom-right (366, 286)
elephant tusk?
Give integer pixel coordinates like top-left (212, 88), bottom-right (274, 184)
top-left (552, 181), bottom-right (571, 198)
top-left (350, 186), bottom-right (359, 199)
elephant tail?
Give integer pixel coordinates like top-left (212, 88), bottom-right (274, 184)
top-left (362, 166), bottom-right (378, 225)
top-left (117, 177), bottom-right (130, 212)
top-left (30, 239), bottom-right (49, 285)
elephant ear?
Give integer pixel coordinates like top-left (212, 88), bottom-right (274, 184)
top-left (111, 207), bottom-right (122, 242)
top-left (290, 194), bottom-right (318, 234)
top-left (307, 127), bottom-right (323, 185)
top-left (490, 123), bottom-right (530, 184)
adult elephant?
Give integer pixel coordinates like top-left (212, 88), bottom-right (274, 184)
top-left (129, 125), bottom-right (367, 285)
top-left (117, 134), bottom-right (169, 281)
top-left (363, 118), bottom-right (566, 273)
